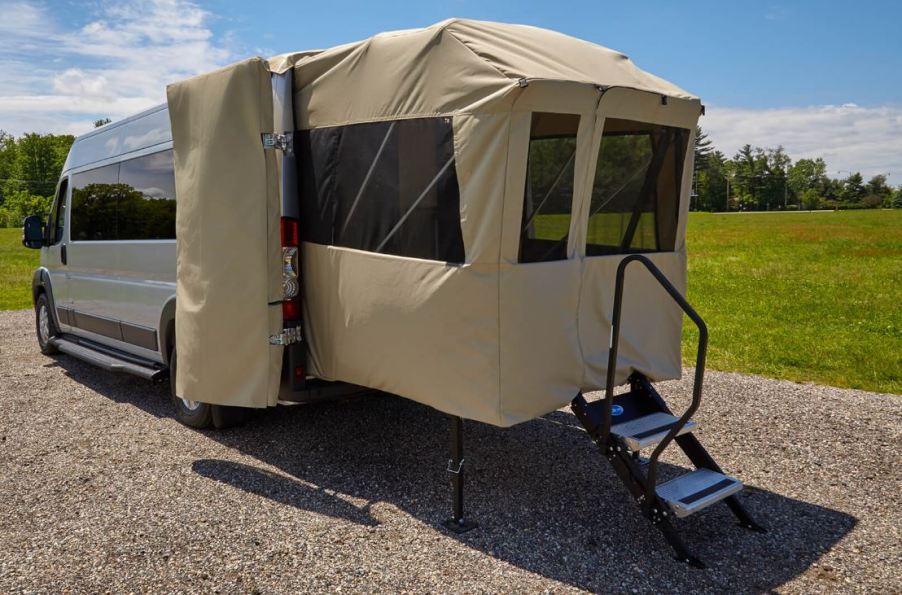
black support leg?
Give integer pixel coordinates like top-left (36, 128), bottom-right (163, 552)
top-left (443, 415), bottom-right (477, 533)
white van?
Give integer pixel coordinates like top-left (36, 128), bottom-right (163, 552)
top-left (22, 88), bottom-right (359, 428)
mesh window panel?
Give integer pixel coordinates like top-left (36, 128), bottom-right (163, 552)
top-left (70, 163), bottom-right (120, 241)
top-left (519, 112), bottom-right (580, 263)
top-left (586, 118), bottom-right (689, 256)
top-left (297, 117), bottom-right (464, 263)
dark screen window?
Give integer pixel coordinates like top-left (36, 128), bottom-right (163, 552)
top-left (519, 112), bottom-right (580, 263)
top-left (586, 119), bottom-right (688, 256)
top-left (71, 163), bottom-right (119, 241)
top-left (117, 151), bottom-right (176, 240)
top-left (297, 117), bottom-right (464, 263)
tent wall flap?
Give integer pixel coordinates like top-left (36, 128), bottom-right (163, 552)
top-left (167, 58), bottom-right (283, 408)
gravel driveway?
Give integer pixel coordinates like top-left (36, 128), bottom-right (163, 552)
top-left (0, 308), bottom-right (899, 593)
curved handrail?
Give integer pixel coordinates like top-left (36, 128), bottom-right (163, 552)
top-left (601, 254), bottom-right (708, 508)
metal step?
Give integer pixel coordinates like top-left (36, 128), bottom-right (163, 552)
top-left (656, 468), bottom-right (743, 518)
top-left (51, 336), bottom-right (165, 381)
top-left (610, 412), bottom-right (697, 451)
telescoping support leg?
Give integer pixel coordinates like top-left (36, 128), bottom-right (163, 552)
top-left (443, 415), bottom-right (477, 533)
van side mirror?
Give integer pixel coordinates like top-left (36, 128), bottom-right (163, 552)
top-left (22, 215), bottom-right (45, 249)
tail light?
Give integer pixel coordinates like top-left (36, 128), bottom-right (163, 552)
top-left (281, 217), bottom-right (300, 321)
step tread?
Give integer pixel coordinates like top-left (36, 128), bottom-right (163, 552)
top-left (610, 412), bottom-right (697, 450)
top-left (656, 468), bottom-right (743, 518)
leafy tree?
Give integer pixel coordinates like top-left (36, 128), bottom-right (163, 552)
top-left (787, 158), bottom-right (828, 205)
top-left (799, 188), bottom-right (822, 210)
top-left (94, 118), bottom-right (112, 128)
top-left (0, 189), bottom-right (51, 227)
top-left (694, 126), bottom-right (713, 170)
top-left (0, 131), bottom-right (17, 204)
top-left (839, 172), bottom-right (866, 205)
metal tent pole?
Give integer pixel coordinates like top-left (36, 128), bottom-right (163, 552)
top-left (442, 415), bottom-right (477, 533)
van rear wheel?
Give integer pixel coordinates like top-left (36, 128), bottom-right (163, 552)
top-left (168, 347), bottom-right (213, 428)
top-left (35, 293), bottom-right (59, 355)
top-left (168, 346), bottom-right (250, 429)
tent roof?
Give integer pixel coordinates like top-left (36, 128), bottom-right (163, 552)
top-left (270, 19), bottom-right (695, 100)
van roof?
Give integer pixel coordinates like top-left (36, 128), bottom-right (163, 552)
top-left (64, 103), bottom-right (170, 173)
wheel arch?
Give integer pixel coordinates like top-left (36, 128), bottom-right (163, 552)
top-left (159, 297), bottom-right (176, 365)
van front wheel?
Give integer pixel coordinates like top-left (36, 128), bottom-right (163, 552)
top-left (35, 293), bottom-right (59, 355)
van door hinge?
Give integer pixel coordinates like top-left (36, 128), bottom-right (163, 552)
top-left (261, 132), bottom-right (293, 154)
top-left (269, 326), bottom-right (303, 346)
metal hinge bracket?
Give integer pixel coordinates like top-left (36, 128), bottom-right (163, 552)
top-left (261, 132), bottom-right (293, 154)
top-left (269, 326), bottom-right (303, 346)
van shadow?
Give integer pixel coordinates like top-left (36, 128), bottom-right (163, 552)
top-left (54, 356), bottom-right (856, 593)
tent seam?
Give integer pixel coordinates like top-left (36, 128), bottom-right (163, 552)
top-left (494, 107), bottom-right (517, 426)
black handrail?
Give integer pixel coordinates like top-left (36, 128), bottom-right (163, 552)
top-left (601, 254), bottom-right (708, 508)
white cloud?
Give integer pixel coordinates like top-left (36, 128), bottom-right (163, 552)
top-left (703, 104), bottom-right (902, 179)
top-left (0, 0), bottom-right (235, 136)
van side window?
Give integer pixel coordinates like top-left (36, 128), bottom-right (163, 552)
top-left (297, 117), bottom-right (465, 263)
top-left (117, 151), bottom-right (177, 240)
top-left (71, 163), bottom-right (120, 241)
top-left (45, 178), bottom-right (68, 245)
top-left (519, 112), bottom-right (580, 263)
top-left (586, 119), bottom-right (689, 255)
top-left (69, 150), bottom-right (176, 242)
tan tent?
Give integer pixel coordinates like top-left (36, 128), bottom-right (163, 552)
top-left (167, 18), bottom-right (702, 427)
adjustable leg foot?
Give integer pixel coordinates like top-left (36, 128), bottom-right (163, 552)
top-left (657, 519), bottom-right (705, 569)
top-left (725, 495), bottom-right (767, 533)
top-left (443, 415), bottom-right (477, 534)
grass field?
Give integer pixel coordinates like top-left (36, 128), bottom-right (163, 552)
top-left (684, 210), bottom-right (901, 395)
top-left (1, 210), bottom-right (900, 393)
top-left (0, 227), bottom-right (35, 311)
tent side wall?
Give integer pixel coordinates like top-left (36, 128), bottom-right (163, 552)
top-left (296, 75), bottom-right (700, 426)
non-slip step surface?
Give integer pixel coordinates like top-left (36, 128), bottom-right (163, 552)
top-left (656, 468), bottom-right (743, 518)
top-left (609, 412), bottom-right (697, 451)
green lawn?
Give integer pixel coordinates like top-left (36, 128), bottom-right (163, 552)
top-left (0, 227), bottom-right (37, 311)
top-left (2, 210), bottom-right (900, 393)
top-left (683, 210), bottom-right (901, 395)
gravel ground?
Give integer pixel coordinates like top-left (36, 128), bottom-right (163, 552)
top-left (0, 308), bottom-right (900, 594)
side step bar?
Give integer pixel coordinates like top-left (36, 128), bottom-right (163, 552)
top-left (51, 336), bottom-right (166, 381)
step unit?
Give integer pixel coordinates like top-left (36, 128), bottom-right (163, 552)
top-left (610, 411), bottom-right (698, 451)
top-left (655, 468), bottom-right (744, 518)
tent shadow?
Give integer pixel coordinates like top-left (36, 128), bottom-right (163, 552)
top-left (54, 356), bottom-right (856, 592)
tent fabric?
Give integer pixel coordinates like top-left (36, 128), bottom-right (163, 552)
top-left (168, 57), bottom-right (283, 408)
top-left (168, 19), bottom-right (702, 426)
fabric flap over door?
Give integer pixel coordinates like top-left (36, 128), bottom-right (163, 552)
top-left (167, 58), bottom-right (282, 408)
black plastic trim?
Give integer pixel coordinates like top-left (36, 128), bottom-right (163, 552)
top-left (60, 307), bottom-right (159, 351)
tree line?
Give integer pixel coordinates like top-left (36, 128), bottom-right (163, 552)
top-left (0, 131), bottom-right (75, 227)
top-left (2, 122), bottom-right (900, 228)
top-left (692, 128), bottom-right (901, 211)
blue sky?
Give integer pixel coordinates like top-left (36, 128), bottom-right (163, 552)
top-left (1, 0), bottom-right (900, 177)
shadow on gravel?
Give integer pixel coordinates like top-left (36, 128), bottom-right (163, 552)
top-left (55, 356), bottom-right (856, 593)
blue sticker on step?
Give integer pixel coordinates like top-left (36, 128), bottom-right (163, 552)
top-left (611, 404), bottom-right (624, 416)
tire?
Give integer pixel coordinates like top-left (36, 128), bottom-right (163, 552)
top-left (35, 293), bottom-right (59, 355)
top-left (169, 346), bottom-right (213, 428)
top-left (168, 346), bottom-right (250, 429)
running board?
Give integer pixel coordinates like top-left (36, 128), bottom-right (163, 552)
top-left (657, 468), bottom-right (743, 518)
top-left (51, 336), bottom-right (166, 381)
